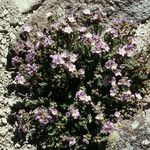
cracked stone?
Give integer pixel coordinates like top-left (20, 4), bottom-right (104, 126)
top-left (131, 121), bottom-right (140, 129)
top-left (0, 109), bottom-right (5, 117)
top-left (0, 127), bottom-right (8, 136)
top-left (13, 0), bottom-right (44, 13)
top-left (141, 139), bottom-right (150, 146)
top-left (1, 38), bottom-right (6, 44)
top-left (1, 117), bottom-right (7, 125)
top-left (0, 33), bottom-right (3, 41)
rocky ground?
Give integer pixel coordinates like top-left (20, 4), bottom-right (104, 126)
top-left (0, 0), bottom-right (36, 149)
top-left (0, 0), bottom-right (150, 149)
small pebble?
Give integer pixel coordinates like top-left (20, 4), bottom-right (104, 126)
top-left (15, 143), bottom-right (21, 148)
top-left (3, 9), bottom-right (9, 16)
top-left (1, 38), bottom-right (6, 44)
top-left (141, 139), bottom-right (150, 145)
top-left (1, 117), bottom-right (7, 124)
top-left (0, 33), bottom-right (3, 40)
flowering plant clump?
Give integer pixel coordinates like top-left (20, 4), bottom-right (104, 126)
top-left (9, 8), bottom-right (149, 149)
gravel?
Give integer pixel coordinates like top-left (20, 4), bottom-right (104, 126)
top-left (0, 0), bottom-right (36, 149)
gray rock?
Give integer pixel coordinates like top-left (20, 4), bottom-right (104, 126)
top-left (9, 32), bottom-right (16, 40)
top-left (0, 33), bottom-right (3, 41)
top-left (0, 57), bottom-right (7, 64)
top-left (3, 9), bottom-right (8, 15)
top-left (14, 143), bottom-right (21, 148)
top-left (107, 109), bottom-right (150, 150)
top-left (1, 117), bottom-right (7, 125)
top-left (0, 64), bottom-right (3, 68)
top-left (1, 44), bottom-right (6, 50)
top-left (0, 127), bottom-right (8, 136)
top-left (3, 47), bottom-right (9, 57)
top-left (0, 109), bottom-right (5, 117)
top-left (124, 0), bottom-right (150, 21)
top-left (141, 139), bottom-right (150, 146)
top-left (0, 26), bottom-right (4, 31)
top-left (131, 121), bottom-right (139, 129)
top-left (13, 0), bottom-right (44, 13)
top-left (1, 38), bottom-right (6, 44)
top-left (8, 98), bottom-right (16, 106)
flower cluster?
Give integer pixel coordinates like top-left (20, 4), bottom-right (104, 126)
top-left (105, 59), bottom-right (118, 70)
top-left (118, 43), bottom-right (137, 57)
top-left (101, 121), bottom-right (115, 134)
top-left (25, 63), bottom-right (38, 75)
top-left (75, 89), bottom-right (91, 103)
top-left (50, 51), bottom-right (78, 73)
top-left (66, 107), bottom-right (80, 119)
top-left (33, 107), bottom-right (58, 125)
top-left (14, 73), bottom-right (26, 84)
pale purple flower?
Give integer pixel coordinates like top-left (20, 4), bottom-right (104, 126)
top-left (111, 77), bottom-right (116, 87)
top-left (77, 26), bottom-right (87, 33)
top-left (75, 90), bottom-right (86, 99)
top-left (122, 90), bottom-right (132, 100)
top-left (25, 50), bottom-right (36, 62)
top-left (66, 107), bottom-right (80, 119)
top-left (83, 9), bottom-right (91, 15)
top-left (67, 15), bottom-right (76, 23)
top-left (50, 54), bottom-right (65, 67)
top-left (114, 69), bottom-right (122, 76)
top-left (118, 78), bottom-right (131, 87)
top-left (60, 50), bottom-right (69, 58)
top-left (82, 138), bottom-right (89, 144)
top-left (33, 107), bottom-right (54, 125)
top-left (105, 60), bottom-right (118, 70)
top-left (65, 63), bottom-right (76, 72)
top-left (49, 108), bottom-right (58, 116)
top-left (35, 41), bottom-right (42, 50)
top-left (100, 41), bottom-right (110, 52)
top-left (84, 95), bottom-right (91, 102)
top-left (91, 40), bottom-right (110, 54)
top-left (118, 47), bottom-right (127, 57)
top-left (14, 73), bottom-right (26, 84)
top-left (23, 42), bottom-right (32, 50)
top-left (135, 93), bottom-right (142, 100)
top-left (118, 44), bottom-right (136, 57)
top-left (78, 68), bottom-right (85, 75)
top-left (44, 35), bottom-right (53, 47)
top-left (126, 48), bottom-right (136, 57)
top-left (101, 121), bottom-right (115, 134)
top-left (11, 56), bottom-right (20, 67)
top-left (75, 90), bottom-right (91, 102)
top-left (114, 111), bottom-right (121, 118)
top-left (92, 14), bottom-right (99, 20)
top-left (83, 32), bottom-right (93, 40)
top-left (106, 27), bottom-right (118, 37)
top-left (68, 137), bottom-right (76, 147)
top-left (25, 63), bottom-right (38, 75)
top-left (62, 26), bottom-right (73, 34)
top-left (110, 87), bottom-right (118, 97)
top-left (69, 53), bottom-right (78, 63)
top-left (91, 34), bottom-right (99, 41)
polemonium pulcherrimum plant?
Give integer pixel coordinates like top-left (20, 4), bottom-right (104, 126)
top-left (9, 8), bottom-right (149, 149)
